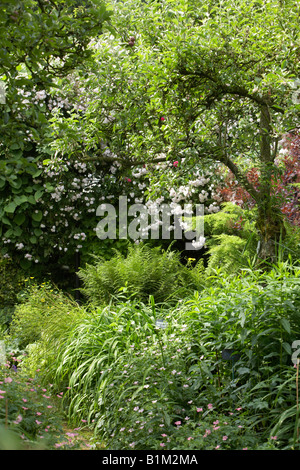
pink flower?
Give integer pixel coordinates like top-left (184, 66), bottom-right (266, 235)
top-left (0, 390), bottom-right (6, 394)
top-left (160, 117), bottom-right (165, 121)
top-left (13, 415), bottom-right (23, 424)
top-left (35, 420), bottom-right (42, 425)
top-left (160, 443), bottom-right (165, 447)
top-left (174, 421), bottom-right (181, 426)
top-left (270, 436), bottom-right (277, 440)
top-left (187, 437), bottom-right (193, 441)
top-left (55, 442), bottom-right (68, 448)
top-left (173, 161), bottom-right (179, 167)
top-left (208, 403), bottom-right (213, 409)
top-left (66, 432), bottom-right (78, 438)
top-left (222, 436), bottom-right (228, 441)
top-left (4, 377), bottom-right (12, 383)
top-left (196, 408), bottom-right (203, 412)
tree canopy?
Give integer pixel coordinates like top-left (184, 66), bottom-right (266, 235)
top-left (1, 0), bottom-right (300, 275)
top-left (49, 0), bottom-right (300, 260)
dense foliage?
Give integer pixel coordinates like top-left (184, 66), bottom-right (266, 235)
top-left (1, 0), bottom-right (300, 453)
top-left (2, 256), bottom-right (299, 450)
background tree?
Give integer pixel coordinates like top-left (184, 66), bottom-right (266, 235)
top-left (50, 0), bottom-right (300, 264)
top-left (0, 0), bottom-right (112, 282)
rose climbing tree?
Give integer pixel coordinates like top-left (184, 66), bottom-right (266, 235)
top-left (49, 0), bottom-right (300, 264)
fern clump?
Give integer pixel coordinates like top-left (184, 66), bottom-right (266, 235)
top-left (192, 203), bottom-right (258, 274)
top-left (78, 243), bottom-right (203, 305)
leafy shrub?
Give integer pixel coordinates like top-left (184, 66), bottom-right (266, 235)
top-left (9, 281), bottom-right (86, 349)
top-left (0, 257), bottom-right (25, 327)
top-left (78, 243), bottom-right (204, 305)
top-left (200, 203), bottom-right (258, 274)
top-left (197, 203), bottom-right (300, 274)
top-left (12, 261), bottom-right (300, 450)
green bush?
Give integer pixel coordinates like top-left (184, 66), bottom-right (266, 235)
top-left (0, 257), bottom-right (25, 326)
top-left (12, 261), bottom-right (300, 450)
top-left (55, 263), bottom-right (300, 448)
top-left (9, 282), bottom-right (86, 349)
top-left (78, 243), bottom-right (204, 305)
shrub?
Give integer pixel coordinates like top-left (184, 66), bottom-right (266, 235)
top-left (0, 257), bottom-right (25, 327)
top-left (78, 243), bottom-right (204, 305)
top-left (14, 261), bottom-right (300, 449)
top-left (9, 281), bottom-right (86, 349)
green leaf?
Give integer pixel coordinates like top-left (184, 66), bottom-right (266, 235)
top-left (14, 213), bottom-right (26, 226)
top-left (34, 189), bottom-right (44, 201)
top-left (2, 217), bottom-right (11, 226)
top-left (32, 210), bottom-right (43, 222)
top-left (282, 342), bottom-right (292, 355)
top-left (20, 259), bottom-right (31, 270)
top-left (13, 227), bottom-right (22, 237)
top-left (4, 202), bottom-right (16, 213)
top-left (280, 318), bottom-right (291, 334)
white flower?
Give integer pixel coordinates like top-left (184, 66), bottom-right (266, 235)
top-left (192, 237), bottom-right (206, 250)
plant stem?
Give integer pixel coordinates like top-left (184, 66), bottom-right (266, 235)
top-left (215, 351), bottom-right (221, 389)
top-left (5, 398), bottom-right (8, 429)
top-left (297, 358), bottom-right (299, 444)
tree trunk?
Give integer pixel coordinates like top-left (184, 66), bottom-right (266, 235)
top-left (256, 205), bottom-right (285, 265)
top-left (255, 103), bottom-right (286, 266)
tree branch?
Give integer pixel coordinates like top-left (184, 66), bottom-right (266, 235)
top-left (218, 152), bottom-right (260, 202)
top-left (177, 66), bottom-right (285, 114)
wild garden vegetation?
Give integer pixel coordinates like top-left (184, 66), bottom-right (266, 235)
top-left (1, 0), bottom-right (300, 451)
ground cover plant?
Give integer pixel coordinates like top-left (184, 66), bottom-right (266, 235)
top-left (3, 256), bottom-right (298, 450)
top-left (0, 356), bottom-right (93, 450)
